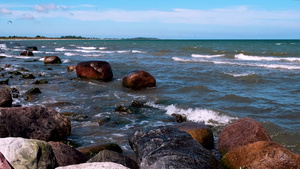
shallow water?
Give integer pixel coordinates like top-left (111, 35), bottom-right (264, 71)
top-left (0, 39), bottom-right (299, 153)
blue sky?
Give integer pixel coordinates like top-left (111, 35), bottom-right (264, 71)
top-left (1, 0), bottom-right (300, 39)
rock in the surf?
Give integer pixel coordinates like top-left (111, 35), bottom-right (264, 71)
top-left (76, 61), bottom-right (113, 81)
top-left (0, 106), bottom-right (71, 141)
top-left (0, 88), bottom-right (12, 107)
top-left (44, 55), bottom-right (62, 64)
top-left (220, 141), bottom-right (300, 169)
top-left (174, 122), bottom-right (214, 149)
top-left (129, 126), bottom-right (219, 169)
top-left (122, 70), bottom-right (156, 90)
top-left (25, 46), bottom-right (38, 51)
top-left (218, 117), bottom-right (271, 155)
top-left (20, 50), bottom-right (34, 56)
top-left (67, 65), bottom-right (77, 72)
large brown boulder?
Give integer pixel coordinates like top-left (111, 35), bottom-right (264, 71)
top-left (44, 56), bottom-right (62, 64)
top-left (122, 70), bottom-right (156, 90)
top-left (49, 141), bottom-right (89, 166)
top-left (218, 117), bottom-right (271, 155)
top-left (0, 106), bottom-right (71, 141)
top-left (0, 88), bottom-right (12, 107)
top-left (76, 61), bottom-right (113, 81)
top-left (174, 122), bottom-right (214, 149)
top-left (221, 141), bottom-right (300, 169)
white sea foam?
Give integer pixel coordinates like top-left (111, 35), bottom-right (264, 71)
top-left (132, 50), bottom-right (147, 53)
top-left (99, 47), bottom-right (108, 50)
top-left (191, 54), bottom-right (225, 58)
top-left (63, 59), bottom-right (70, 63)
top-left (55, 47), bottom-right (67, 51)
top-left (226, 72), bottom-right (256, 77)
top-left (0, 44), bottom-right (7, 50)
top-left (77, 46), bottom-right (97, 50)
top-left (235, 53), bottom-right (300, 62)
top-left (146, 102), bottom-right (236, 126)
top-left (117, 50), bottom-right (130, 53)
top-left (64, 52), bottom-right (77, 56)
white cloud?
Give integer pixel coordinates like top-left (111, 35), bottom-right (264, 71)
top-left (18, 14), bottom-right (35, 20)
top-left (0, 8), bottom-right (12, 15)
top-left (35, 3), bottom-right (69, 13)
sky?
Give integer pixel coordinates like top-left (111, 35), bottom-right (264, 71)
top-left (1, 0), bottom-right (300, 39)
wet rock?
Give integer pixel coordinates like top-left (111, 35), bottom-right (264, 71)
top-left (25, 46), bottom-right (38, 51)
top-left (115, 105), bottom-right (132, 114)
top-left (33, 79), bottom-right (48, 84)
top-left (221, 141), bottom-right (300, 169)
top-left (0, 137), bottom-right (57, 169)
top-left (122, 70), bottom-right (156, 90)
top-left (21, 73), bottom-right (35, 79)
top-left (131, 100), bottom-right (145, 108)
top-left (218, 118), bottom-right (272, 155)
top-left (67, 65), bottom-right (77, 72)
top-left (77, 143), bottom-right (122, 158)
top-left (20, 50), bottom-right (34, 56)
top-left (56, 162), bottom-right (129, 169)
top-left (0, 124), bottom-right (9, 138)
top-left (0, 152), bottom-right (13, 169)
top-left (48, 141), bottom-right (89, 166)
top-left (174, 122), bottom-right (214, 149)
top-left (0, 79), bottom-right (9, 85)
top-left (129, 126), bottom-right (219, 169)
top-left (76, 61), bottom-right (113, 81)
top-left (97, 117), bottom-right (111, 126)
top-left (171, 113), bottom-right (187, 123)
top-left (8, 70), bottom-right (22, 76)
top-left (44, 55), bottom-right (62, 64)
top-left (0, 106), bottom-right (71, 141)
top-left (10, 87), bottom-right (19, 98)
top-left (18, 67), bottom-right (29, 72)
top-left (26, 87), bottom-right (42, 94)
top-left (0, 88), bottom-right (12, 107)
top-left (88, 150), bottom-right (138, 169)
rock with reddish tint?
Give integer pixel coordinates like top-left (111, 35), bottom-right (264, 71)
top-left (48, 141), bottom-right (88, 166)
top-left (67, 65), bottom-right (76, 72)
top-left (76, 61), bottom-right (113, 81)
top-left (77, 143), bottom-right (122, 158)
top-left (20, 51), bottom-right (34, 56)
top-left (0, 88), bottom-right (12, 107)
top-left (122, 70), bottom-right (156, 90)
top-left (221, 141), bottom-right (300, 169)
top-left (174, 122), bottom-right (214, 149)
top-left (0, 152), bottom-right (13, 169)
top-left (44, 56), bottom-right (62, 64)
top-left (218, 117), bottom-right (271, 155)
top-left (0, 106), bottom-right (71, 141)
top-left (129, 126), bottom-right (219, 169)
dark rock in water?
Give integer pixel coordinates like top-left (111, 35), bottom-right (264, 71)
top-left (174, 122), bottom-right (214, 149)
top-left (26, 87), bottom-right (41, 94)
top-left (131, 100), bottom-right (145, 108)
top-left (8, 70), bottom-right (22, 76)
top-left (97, 117), bottom-right (111, 126)
top-left (171, 113), bottom-right (187, 123)
top-left (115, 105), bottom-right (132, 114)
top-left (18, 67), bottom-right (29, 72)
top-left (0, 106), bottom-right (71, 141)
top-left (20, 50), bottom-right (34, 56)
top-left (44, 56), bottom-right (62, 64)
top-left (0, 124), bottom-right (9, 138)
top-left (49, 141), bottom-right (89, 167)
top-left (0, 79), bottom-right (9, 85)
top-left (25, 46), bottom-right (38, 51)
top-left (129, 126), bottom-right (219, 169)
top-left (122, 70), bottom-right (156, 90)
top-left (67, 65), bottom-right (77, 72)
top-left (0, 152), bottom-right (13, 169)
top-left (221, 141), bottom-right (300, 169)
top-left (33, 79), bottom-right (48, 84)
top-left (76, 61), bottom-right (113, 81)
top-left (10, 87), bottom-right (19, 98)
top-left (21, 73), bottom-right (35, 79)
top-left (88, 150), bottom-right (138, 169)
top-left (0, 56), bottom-right (6, 59)
top-left (218, 117), bottom-right (272, 156)
top-left (0, 88), bottom-right (12, 107)
top-left (77, 143), bottom-right (122, 158)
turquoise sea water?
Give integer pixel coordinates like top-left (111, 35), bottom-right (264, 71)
top-left (1, 39), bottom-right (299, 153)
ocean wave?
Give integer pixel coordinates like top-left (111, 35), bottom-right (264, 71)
top-left (235, 53), bottom-right (300, 62)
top-left (191, 54), bottom-right (225, 58)
top-left (146, 102), bottom-right (236, 126)
top-left (77, 46), bottom-right (97, 50)
top-left (132, 50), bottom-right (147, 53)
top-left (64, 52), bottom-right (77, 56)
top-left (225, 72), bottom-right (257, 77)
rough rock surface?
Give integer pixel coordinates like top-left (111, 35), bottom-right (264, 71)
top-left (76, 61), bottom-right (113, 81)
top-left (88, 150), bottom-right (138, 169)
top-left (77, 143), bottom-right (122, 158)
top-left (174, 122), bottom-right (214, 149)
top-left (0, 152), bottom-right (13, 169)
top-left (218, 117), bottom-right (271, 155)
top-left (221, 141), bottom-right (300, 169)
top-left (129, 126), bottom-right (219, 169)
top-left (20, 51), bottom-right (34, 56)
top-left (122, 70), bottom-right (156, 90)
top-left (49, 141), bottom-right (89, 166)
top-left (67, 65), bottom-right (76, 72)
top-left (0, 88), bottom-right (12, 107)
top-left (55, 162), bottom-right (129, 169)
top-left (44, 56), bottom-right (62, 64)
top-left (0, 106), bottom-right (71, 141)
top-left (0, 137), bottom-right (57, 169)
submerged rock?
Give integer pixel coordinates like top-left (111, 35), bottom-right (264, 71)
top-left (0, 88), bottom-right (12, 107)
top-left (129, 126), bottom-right (219, 169)
top-left (25, 46), bottom-right (38, 51)
top-left (76, 61), bottom-right (113, 81)
top-left (122, 70), bottom-right (156, 90)
top-left (20, 50), bottom-right (34, 56)
top-left (44, 55), bottom-right (62, 64)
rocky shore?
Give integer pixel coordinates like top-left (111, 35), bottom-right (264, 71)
top-left (0, 46), bottom-right (300, 169)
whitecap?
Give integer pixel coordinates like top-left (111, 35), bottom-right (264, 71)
top-left (191, 54), bottom-right (225, 58)
top-left (99, 47), bottom-right (108, 50)
top-left (132, 50), bottom-right (147, 53)
top-left (77, 46), bottom-right (97, 50)
top-left (55, 47), bottom-right (67, 51)
top-left (64, 52), bottom-right (77, 56)
top-left (235, 53), bottom-right (300, 62)
top-left (63, 59), bottom-right (70, 63)
top-left (226, 72), bottom-right (256, 77)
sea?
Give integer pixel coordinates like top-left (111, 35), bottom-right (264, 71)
top-left (0, 39), bottom-right (299, 154)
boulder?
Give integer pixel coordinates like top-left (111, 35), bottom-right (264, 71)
top-left (0, 106), bottom-right (71, 141)
top-left (26, 87), bottom-right (42, 94)
top-left (0, 137), bottom-right (57, 169)
top-left (44, 56), bottom-right (62, 64)
top-left (174, 122), bottom-right (214, 149)
top-left (0, 88), bottom-right (12, 107)
top-left (0, 124), bottom-right (9, 138)
top-left (20, 51), bottom-right (34, 56)
top-left (122, 70), bottom-right (156, 90)
top-left (67, 65), bottom-right (76, 72)
top-left (48, 141), bottom-right (89, 166)
top-left (55, 162), bottom-right (129, 169)
top-left (25, 46), bottom-right (38, 51)
top-left (77, 143), bottom-right (122, 158)
top-left (221, 141), bottom-right (300, 169)
top-left (76, 61), bottom-right (113, 81)
top-left (218, 117), bottom-right (271, 155)
top-left (0, 78), bottom-right (9, 85)
top-left (0, 152), bottom-right (13, 169)
top-left (88, 150), bottom-right (138, 169)
top-left (129, 126), bottom-right (219, 169)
